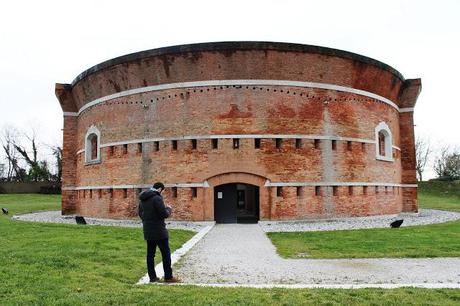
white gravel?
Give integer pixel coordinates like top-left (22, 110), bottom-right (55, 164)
top-left (14, 209), bottom-right (460, 233)
top-left (174, 224), bottom-right (460, 285)
top-left (11, 210), bottom-right (212, 232)
top-left (259, 209), bottom-right (460, 232)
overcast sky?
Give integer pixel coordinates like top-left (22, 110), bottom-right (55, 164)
top-left (0, 0), bottom-right (459, 178)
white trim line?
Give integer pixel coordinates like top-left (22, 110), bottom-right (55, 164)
top-left (65, 182), bottom-right (210, 190)
top-left (63, 112), bottom-right (78, 117)
top-left (100, 134), bottom-right (376, 148)
top-left (62, 182), bottom-right (417, 191)
top-left (399, 107), bottom-right (415, 113)
top-left (265, 182), bottom-right (417, 188)
top-left (137, 223), bottom-right (215, 284)
top-left (76, 134), bottom-right (402, 154)
top-left (150, 282), bottom-right (460, 289)
top-left (76, 79), bottom-right (403, 115)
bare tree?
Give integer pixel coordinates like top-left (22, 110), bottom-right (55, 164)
top-left (415, 136), bottom-right (431, 181)
top-left (0, 163), bottom-right (5, 179)
top-left (14, 129), bottom-right (52, 182)
top-left (433, 146), bottom-right (460, 180)
top-left (1, 126), bottom-right (26, 181)
top-left (51, 146), bottom-right (62, 183)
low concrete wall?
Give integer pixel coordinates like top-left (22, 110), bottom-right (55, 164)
top-left (0, 182), bottom-right (61, 194)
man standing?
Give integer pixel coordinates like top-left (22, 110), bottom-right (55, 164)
top-left (138, 182), bottom-right (180, 283)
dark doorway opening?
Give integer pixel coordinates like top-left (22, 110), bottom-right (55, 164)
top-left (214, 183), bottom-right (259, 223)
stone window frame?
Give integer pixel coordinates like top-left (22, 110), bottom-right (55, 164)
top-left (85, 125), bottom-right (101, 165)
top-left (374, 122), bottom-right (394, 162)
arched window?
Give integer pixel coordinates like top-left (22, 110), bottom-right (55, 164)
top-left (85, 126), bottom-right (101, 164)
top-left (375, 122), bottom-right (393, 161)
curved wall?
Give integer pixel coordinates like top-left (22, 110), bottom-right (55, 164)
top-left (56, 42), bottom-right (421, 220)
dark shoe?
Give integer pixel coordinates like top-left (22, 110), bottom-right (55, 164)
top-left (163, 277), bottom-right (181, 283)
top-left (149, 277), bottom-right (160, 283)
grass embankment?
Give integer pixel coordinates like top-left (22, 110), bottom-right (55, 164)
top-left (418, 180), bottom-right (460, 212)
top-left (269, 180), bottom-right (460, 259)
top-left (1, 193), bottom-right (460, 305)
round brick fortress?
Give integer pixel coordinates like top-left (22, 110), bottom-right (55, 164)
top-left (56, 41), bottom-right (421, 222)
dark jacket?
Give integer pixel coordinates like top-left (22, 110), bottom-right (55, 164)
top-left (138, 189), bottom-right (172, 240)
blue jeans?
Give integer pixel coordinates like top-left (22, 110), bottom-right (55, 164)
top-left (146, 239), bottom-right (172, 280)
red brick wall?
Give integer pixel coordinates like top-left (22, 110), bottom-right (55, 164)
top-left (56, 44), bottom-right (420, 220)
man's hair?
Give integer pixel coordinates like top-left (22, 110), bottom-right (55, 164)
top-left (153, 182), bottom-right (165, 190)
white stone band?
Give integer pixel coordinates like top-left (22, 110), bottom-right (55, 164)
top-left (76, 79), bottom-right (403, 115)
top-left (62, 182), bottom-right (417, 191)
top-left (62, 182), bottom-right (209, 191)
top-left (264, 181), bottom-right (417, 188)
top-left (399, 108), bottom-right (415, 113)
top-left (75, 134), bottom-right (401, 155)
top-left (63, 112), bottom-right (78, 117)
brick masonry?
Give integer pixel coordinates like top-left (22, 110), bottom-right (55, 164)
top-left (55, 42), bottom-right (421, 221)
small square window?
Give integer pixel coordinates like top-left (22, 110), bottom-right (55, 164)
top-left (191, 187), bottom-right (197, 198)
top-left (254, 138), bottom-right (261, 149)
top-left (172, 187), bottom-right (178, 198)
top-left (314, 139), bottom-right (320, 149)
top-left (315, 186), bottom-right (321, 196)
top-left (295, 139), bottom-right (302, 149)
top-left (233, 138), bottom-right (239, 149)
top-left (333, 186), bottom-right (338, 196)
top-left (191, 139), bottom-right (197, 150)
top-left (137, 143), bottom-right (143, 154)
top-left (172, 140), bottom-right (178, 150)
top-left (275, 138), bottom-right (282, 149)
top-left (348, 186), bottom-right (353, 195)
top-left (123, 144), bottom-right (128, 154)
top-left (296, 186), bottom-right (303, 197)
top-left (123, 189), bottom-right (128, 198)
top-left (154, 141), bottom-right (160, 151)
top-left (363, 186), bottom-right (368, 195)
top-left (212, 139), bottom-right (218, 149)
top-left (276, 186), bottom-right (283, 197)
top-left (332, 140), bottom-right (337, 150)
top-left (347, 141), bottom-right (352, 151)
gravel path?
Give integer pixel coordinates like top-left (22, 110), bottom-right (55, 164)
top-left (174, 224), bottom-right (460, 285)
top-left (14, 209), bottom-right (460, 233)
top-left (12, 210), bottom-right (211, 232)
top-left (260, 209), bottom-right (460, 232)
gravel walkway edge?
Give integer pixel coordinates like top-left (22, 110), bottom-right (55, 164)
top-left (259, 209), bottom-right (460, 232)
top-left (154, 282), bottom-right (460, 289)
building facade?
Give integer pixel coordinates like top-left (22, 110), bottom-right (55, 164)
top-left (56, 42), bottom-right (421, 222)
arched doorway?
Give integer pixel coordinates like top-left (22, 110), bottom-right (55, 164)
top-left (214, 183), bottom-right (259, 223)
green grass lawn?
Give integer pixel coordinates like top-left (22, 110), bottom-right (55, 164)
top-left (269, 180), bottom-right (460, 260)
top-left (1, 193), bottom-right (460, 305)
top-left (268, 220), bottom-right (460, 259)
top-left (418, 180), bottom-right (460, 212)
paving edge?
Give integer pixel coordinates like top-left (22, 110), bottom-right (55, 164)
top-left (150, 282), bottom-right (460, 289)
top-left (136, 223), bottom-right (215, 285)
